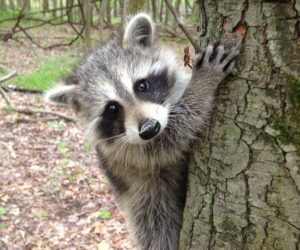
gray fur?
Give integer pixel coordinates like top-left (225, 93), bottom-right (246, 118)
top-left (46, 13), bottom-right (239, 250)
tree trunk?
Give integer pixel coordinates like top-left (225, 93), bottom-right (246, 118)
top-left (128, 0), bottom-right (145, 14)
top-left (173, 0), bottom-right (181, 26)
top-left (190, 0), bottom-right (198, 19)
top-left (9, 0), bottom-right (15, 10)
top-left (151, 0), bottom-right (157, 21)
top-left (60, 0), bottom-right (64, 20)
top-left (24, 0), bottom-right (30, 11)
top-left (106, 0), bottom-right (111, 26)
top-left (122, 0), bottom-right (128, 25)
top-left (179, 1), bottom-right (300, 250)
top-left (52, 0), bottom-right (57, 17)
top-left (164, 1), bottom-right (170, 25)
top-left (17, 0), bottom-right (23, 8)
top-left (113, 0), bottom-right (117, 17)
top-left (98, 0), bottom-right (107, 41)
top-left (66, 0), bottom-right (73, 23)
top-left (84, 0), bottom-right (92, 49)
top-left (75, 0), bottom-right (82, 23)
top-left (0, 0), bottom-right (7, 10)
top-left (43, 0), bottom-right (49, 16)
top-left (175, 0), bottom-right (180, 14)
top-left (159, 0), bottom-right (164, 23)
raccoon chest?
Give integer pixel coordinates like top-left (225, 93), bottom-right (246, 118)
top-left (117, 168), bottom-right (188, 212)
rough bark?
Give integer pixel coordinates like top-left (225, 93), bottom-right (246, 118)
top-left (180, 1), bottom-right (300, 250)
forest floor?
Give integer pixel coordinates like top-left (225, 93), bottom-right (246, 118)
top-left (0, 91), bottom-right (133, 250)
top-left (0, 22), bottom-right (192, 249)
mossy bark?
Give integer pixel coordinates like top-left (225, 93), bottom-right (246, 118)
top-left (180, 1), bottom-right (300, 249)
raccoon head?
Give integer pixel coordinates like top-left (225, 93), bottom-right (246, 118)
top-left (45, 13), bottom-right (189, 147)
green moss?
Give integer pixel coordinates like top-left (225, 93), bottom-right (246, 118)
top-left (271, 75), bottom-right (300, 151)
top-left (265, 88), bottom-right (276, 98)
top-left (219, 217), bottom-right (240, 247)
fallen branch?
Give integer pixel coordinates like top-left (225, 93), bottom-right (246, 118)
top-left (0, 85), bottom-right (11, 104)
top-left (0, 71), bottom-right (17, 84)
top-left (3, 85), bottom-right (43, 94)
top-left (164, 0), bottom-right (200, 53)
top-left (12, 107), bottom-right (77, 122)
top-left (0, 86), bottom-right (76, 122)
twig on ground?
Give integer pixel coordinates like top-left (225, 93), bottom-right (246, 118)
top-left (164, 0), bottom-right (200, 53)
top-left (0, 71), bottom-right (17, 84)
top-left (0, 85), bottom-right (11, 104)
top-left (3, 85), bottom-right (43, 94)
top-left (12, 107), bottom-right (77, 122)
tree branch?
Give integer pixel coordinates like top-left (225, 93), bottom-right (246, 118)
top-left (12, 107), bottom-right (77, 122)
top-left (2, 85), bottom-right (43, 94)
top-left (0, 86), bottom-right (11, 104)
top-left (164, 0), bottom-right (200, 53)
top-left (0, 71), bottom-right (17, 84)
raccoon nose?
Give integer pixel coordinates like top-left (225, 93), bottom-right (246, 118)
top-left (139, 119), bottom-right (161, 140)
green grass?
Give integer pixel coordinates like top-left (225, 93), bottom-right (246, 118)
top-left (0, 207), bottom-right (6, 216)
top-left (98, 209), bottom-right (112, 220)
top-left (0, 9), bottom-right (44, 28)
top-left (15, 53), bottom-right (77, 91)
top-left (0, 9), bottom-right (19, 20)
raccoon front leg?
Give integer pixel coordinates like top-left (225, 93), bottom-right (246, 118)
top-left (121, 165), bottom-right (188, 250)
top-left (193, 44), bottom-right (240, 84)
top-left (180, 44), bottom-right (240, 129)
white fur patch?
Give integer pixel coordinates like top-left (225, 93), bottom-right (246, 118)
top-left (149, 61), bottom-right (165, 75)
top-left (83, 117), bottom-right (102, 143)
top-left (141, 102), bottom-right (169, 130)
top-left (125, 125), bottom-right (142, 144)
top-left (118, 69), bottom-right (134, 94)
top-left (125, 102), bottom-right (169, 144)
top-left (100, 81), bottom-right (118, 100)
top-left (167, 71), bottom-right (191, 104)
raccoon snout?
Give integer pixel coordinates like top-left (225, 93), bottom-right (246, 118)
top-left (139, 119), bottom-right (161, 140)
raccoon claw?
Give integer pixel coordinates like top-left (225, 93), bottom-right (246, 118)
top-left (193, 43), bottom-right (240, 81)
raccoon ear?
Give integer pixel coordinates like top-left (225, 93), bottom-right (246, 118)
top-left (45, 76), bottom-right (79, 106)
top-left (45, 84), bottom-right (78, 105)
top-left (123, 13), bottom-right (154, 47)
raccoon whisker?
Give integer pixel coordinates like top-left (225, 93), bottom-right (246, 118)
top-left (97, 133), bottom-right (126, 144)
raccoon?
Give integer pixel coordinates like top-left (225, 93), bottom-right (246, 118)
top-left (45, 13), bottom-right (239, 250)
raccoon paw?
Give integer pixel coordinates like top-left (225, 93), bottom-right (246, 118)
top-left (192, 43), bottom-right (240, 83)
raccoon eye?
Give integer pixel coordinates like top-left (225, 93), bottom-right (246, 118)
top-left (105, 101), bottom-right (119, 116)
top-left (135, 79), bottom-right (150, 92)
